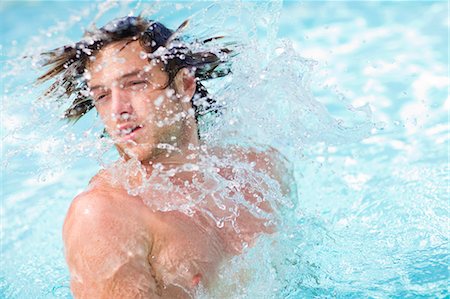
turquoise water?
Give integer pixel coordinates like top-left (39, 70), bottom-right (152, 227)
top-left (1, 1), bottom-right (448, 298)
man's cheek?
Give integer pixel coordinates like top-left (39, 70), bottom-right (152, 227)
top-left (141, 110), bottom-right (157, 125)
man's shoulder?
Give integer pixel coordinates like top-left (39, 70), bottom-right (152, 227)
top-left (68, 186), bottom-right (108, 215)
top-left (88, 168), bottom-right (113, 187)
top-left (63, 169), bottom-right (145, 237)
top-left (63, 189), bottom-right (155, 253)
top-left (62, 177), bottom-right (155, 296)
top-left (66, 182), bottom-right (140, 222)
top-left (68, 170), bottom-right (113, 213)
top-left (70, 168), bottom-right (121, 205)
top-left (63, 187), bottom-right (111, 237)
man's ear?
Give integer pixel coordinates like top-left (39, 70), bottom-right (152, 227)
top-left (174, 68), bottom-right (196, 106)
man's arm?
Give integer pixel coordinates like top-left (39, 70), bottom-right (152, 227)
top-left (62, 191), bottom-right (160, 299)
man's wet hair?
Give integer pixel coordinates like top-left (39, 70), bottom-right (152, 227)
top-left (37, 16), bottom-right (233, 125)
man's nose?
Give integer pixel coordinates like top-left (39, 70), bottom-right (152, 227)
top-left (110, 86), bottom-right (133, 120)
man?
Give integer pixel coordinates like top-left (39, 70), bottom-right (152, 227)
top-left (38, 16), bottom-right (291, 298)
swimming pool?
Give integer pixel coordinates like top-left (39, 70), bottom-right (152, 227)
top-left (1, 1), bottom-right (448, 298)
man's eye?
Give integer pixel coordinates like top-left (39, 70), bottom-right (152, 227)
top-left (95, 94), bottom-right (108, 102)
top-left (128, 80), bottom-right (148, 90)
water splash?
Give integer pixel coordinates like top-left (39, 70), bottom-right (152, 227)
top-left (1, 1), bottom-right (448, 298)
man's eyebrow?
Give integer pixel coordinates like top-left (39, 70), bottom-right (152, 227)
top-left (89, 70), bottom-right (145, 91)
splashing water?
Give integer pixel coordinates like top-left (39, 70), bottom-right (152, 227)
top-left (1, 1), bottom-right (448, 298)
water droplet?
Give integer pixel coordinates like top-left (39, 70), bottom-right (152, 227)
top-left (154, 96), bottom-right (164, 107)
top-left (139, 51), bottom-right (148, 59)
top-left (375, 122), bottom-right (386, 130)
top-left (83, 71), bottom-right (91, 80)
top-left (216, 219), bottom-right (224, 228)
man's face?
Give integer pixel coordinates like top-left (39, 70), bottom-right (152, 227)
top-left (87, 40), bottom-right (190, 162)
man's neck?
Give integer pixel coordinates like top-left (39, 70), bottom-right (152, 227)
top-left (146, 125), bottom-right (201, 169)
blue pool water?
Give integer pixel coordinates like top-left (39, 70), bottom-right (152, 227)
top-left (1, 1), bottom-right (448, 298)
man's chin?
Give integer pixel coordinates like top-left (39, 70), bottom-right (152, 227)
top-left (115, 142), bottom-right (153, 163)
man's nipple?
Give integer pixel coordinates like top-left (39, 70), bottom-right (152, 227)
top-left (192, 273), bottom-right (202, 286)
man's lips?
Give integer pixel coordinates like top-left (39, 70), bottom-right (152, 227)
top-left (114, 124), bottom-right (144, 140)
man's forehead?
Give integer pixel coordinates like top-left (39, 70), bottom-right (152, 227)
top-left (87, 40), bottom-right (145, 73)
top-left (88, 69), bottom-right (147, 90)
top-left (86, 40), bottom-right (162, 87)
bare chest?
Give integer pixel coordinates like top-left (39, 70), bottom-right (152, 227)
top-left (97, 168), bottom-right (273, 293)
top-left (148, 210), bottom-right (228, 291)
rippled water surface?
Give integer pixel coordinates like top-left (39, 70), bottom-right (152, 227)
top-left (1, 1), bottom-right (448, 298)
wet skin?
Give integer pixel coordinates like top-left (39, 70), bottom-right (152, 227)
top-left (62, 40), bottom-right (287, 298)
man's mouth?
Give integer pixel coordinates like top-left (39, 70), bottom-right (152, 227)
top-left (116, 125), bottom-right (143, 140)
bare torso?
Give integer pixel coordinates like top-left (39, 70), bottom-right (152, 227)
top-left (64, 147), bottom-right (283, 298)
